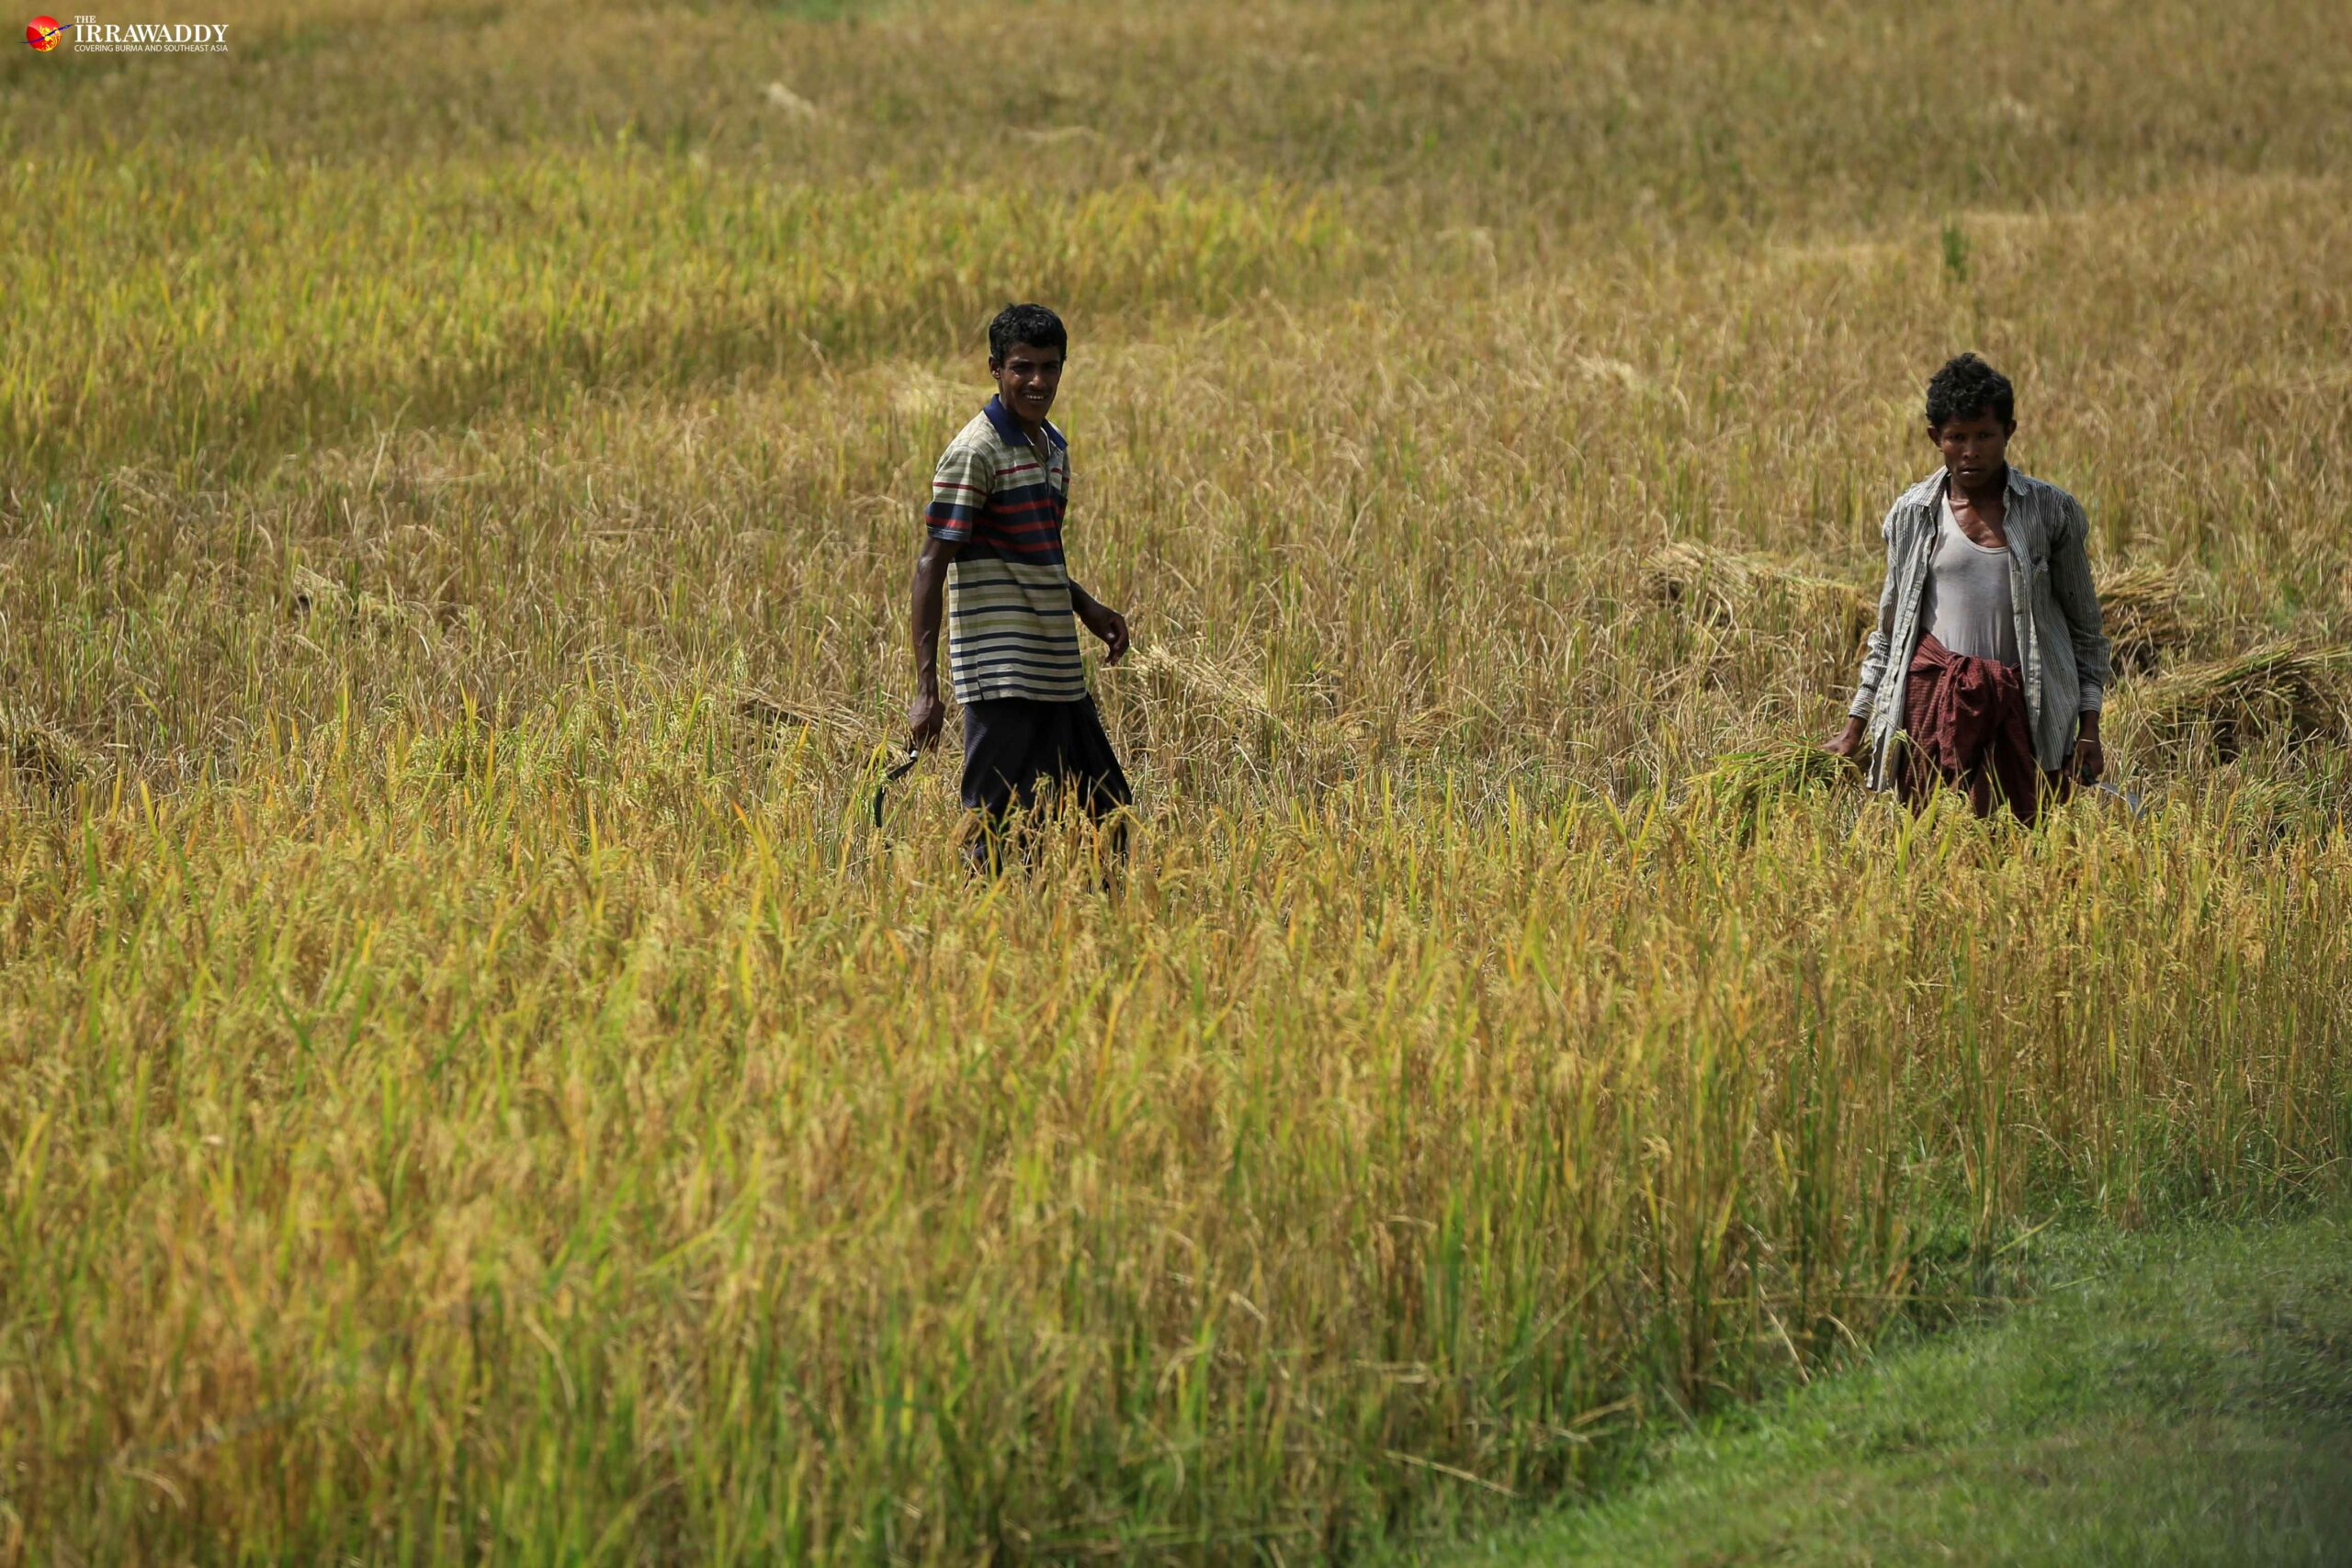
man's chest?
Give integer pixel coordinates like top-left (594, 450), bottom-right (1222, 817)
top-left (988, 446), bottom-right (1069, 516)
top-left (1950, 492), bottom-right (2008, 548)
top-left (1907, 491), bottom-right (2048, 565)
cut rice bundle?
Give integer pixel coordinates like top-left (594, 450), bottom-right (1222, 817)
top-left (2118, 642), bottom-right (2352, 760)
top-left (1104, 642), bottom-right (1306, 782)
top-left (1, 704), bottom-right (94, 800)
top-left (737, 691), bottom-right (868, 734)
top-left (1679, 739), bottom-right (1852, 834)
top-left (1117, 642), bottom-right (1278, 721)
top-left (2097, 561), bottom-right (2212, 675)
top-left (1645, 541), bottom-right (1874, 646)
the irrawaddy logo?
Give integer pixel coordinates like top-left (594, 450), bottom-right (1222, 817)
top-left (28, 12), bottom-right (226, 50)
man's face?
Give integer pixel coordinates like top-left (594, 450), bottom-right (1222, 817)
top-left (990, 342), bottom-right (1063, 429)
top-left (1930, 410), bottom-right (2013, 487)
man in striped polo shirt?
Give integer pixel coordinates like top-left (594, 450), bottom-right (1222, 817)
top-left (906, 303), bottom-right (1133, 870)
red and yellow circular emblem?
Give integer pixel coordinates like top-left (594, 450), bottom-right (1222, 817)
top-left (27, 15), bottom-right (64, 50)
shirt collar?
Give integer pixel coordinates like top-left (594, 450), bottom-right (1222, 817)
top-left (983, 393), bottom-right (1066, 453)
top-left (1930, 464), bottom-right (2029, 502)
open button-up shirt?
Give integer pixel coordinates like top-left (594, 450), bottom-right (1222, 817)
top-left (1848, 467), bottom-right (2113, 789)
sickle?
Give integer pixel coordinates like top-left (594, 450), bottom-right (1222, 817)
top-left (870, 743), bottom-right (923, 829)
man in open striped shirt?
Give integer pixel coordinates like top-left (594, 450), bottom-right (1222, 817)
top-left (906, 303), bottom-right (1133, 870)
top-left (1826, 354), bottom-right (2112, 821)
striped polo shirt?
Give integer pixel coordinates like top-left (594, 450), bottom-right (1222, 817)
top-left (924, 395), bottom-right (1086, 704)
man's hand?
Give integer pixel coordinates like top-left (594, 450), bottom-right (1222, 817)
top-left (1075, 594), bottom-right (1130, 665)
top-left (2069, 711), bottom-right (2104, 784)
top-left (1823, 716), bottom-right (1868, 769)
top-left (907, 685), bottom-right (946, 751)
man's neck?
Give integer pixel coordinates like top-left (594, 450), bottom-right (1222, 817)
top-left (1952, 465), bottom-right (2007, 507)
top-left (997, 394), bottom-right (1049, 450)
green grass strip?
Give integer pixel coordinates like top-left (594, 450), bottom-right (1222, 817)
top-left (1450, 1211), bottom-right (2352, 1565)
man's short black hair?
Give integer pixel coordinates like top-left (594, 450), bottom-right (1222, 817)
top-left (988, 302), bottom-right (1067, 364)
top-left (1925, 352), bottom-right (2016, 428)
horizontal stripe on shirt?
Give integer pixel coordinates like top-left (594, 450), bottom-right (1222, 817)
top-left (949, 562), bottom-right (1076, 592)
top-left (947, 625), bottom-right (1081, 649)
top-left (926, 395), bottom-right (1087, 705)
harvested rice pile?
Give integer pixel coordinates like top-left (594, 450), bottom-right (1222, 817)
top-left (2116, 642), bottom-right (2352, 760)
top-left (2097, 561), bottom-right (2213, 674)
top-left (1645, 541), bottom-right (1875, 647)
top-left (0, 705), bottom-right (93, 800)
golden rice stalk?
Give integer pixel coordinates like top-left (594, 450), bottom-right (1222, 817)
top-left (736, 691), bottom-right (868, 734)
top-left (1117, 642), bottom-right (1276, 721)
top-left (1645, 541), bottom-right (1874, 645)
top-left (2119, 642), bottom-right (2352, 759)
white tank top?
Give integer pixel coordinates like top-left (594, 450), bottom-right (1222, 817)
top-left (1922, 493), bottom-right (2018, 665)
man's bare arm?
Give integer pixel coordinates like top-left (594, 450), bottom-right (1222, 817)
top-left (1069, 579), bottom-right (1130, 665)
top-left (908, 535), bottom-right (958, 747)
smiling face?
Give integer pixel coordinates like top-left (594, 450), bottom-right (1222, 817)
top-left (989, 341), bottom-right (1063, 432)
top-left (1929, 408), bottom-right (2014, 490)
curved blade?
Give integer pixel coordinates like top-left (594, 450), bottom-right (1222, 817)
top-left (2092, 780), bottom-right (2147, 818)
top-left (870, 743), bottom-right (923, 829)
